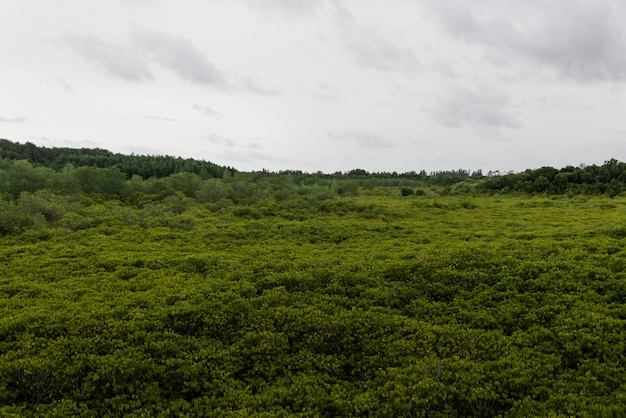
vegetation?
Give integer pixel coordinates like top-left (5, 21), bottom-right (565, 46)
top-left (0, 138), bottom-right (229, 179)
top-left (479, 159), bottom-right (626, 196)
top-left (3, 138), bottom-right (626, 416)
top-left (0, 138), bottom-right (480, 186)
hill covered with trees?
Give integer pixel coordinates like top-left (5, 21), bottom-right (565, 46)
top-left (0, 138), bottom-right (230, 180)
top-left (3, 138), bottom-right (626, 416)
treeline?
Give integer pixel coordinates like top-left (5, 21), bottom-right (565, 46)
top-left (479, 159), bottom-right (626, 196)
top-left (325, 168), bottom-right (483, 184)
top-left (6, 138), bottom-right (626, 197)
top-left (0, 139), bottom-right (480, 185)
top-left (0, 138), bottom-right (229, 179)
top-left (0, 158), bottom-right (386, 202)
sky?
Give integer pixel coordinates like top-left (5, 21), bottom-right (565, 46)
top-left (2, 0), bottom-right (626, 174)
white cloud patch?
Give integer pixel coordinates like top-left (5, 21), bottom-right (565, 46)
top-left (425, 0), bottom-right (626, 82)
top-left (119, 0), bottom-right (159, 5)
top-left (0, 115), bottom-right (26, 123)
top-left (235, 0), bottom-right (418, 74)
top-left (328, 130), bottom-right (396, 149)
top-left (234, 0), bottom-right (329, 18)
top-left (429, 83), bottom-right (521, 129)
top-left (140, 115), bottom-right (178, 122)
top-left (315, 82), bottom-right (340, 101)
top-left (124, 145), bottom-right (168, 155)
top-left (221, 149), bottom-right (289, 165)
top-left (59, 33), bottom-right (153, 82)
top-left (193, 105), bottom-right (221, 118)
top-left (33, 137), bottom-right (101, 150)
top-left (41, 78), bottom-right (74, 91)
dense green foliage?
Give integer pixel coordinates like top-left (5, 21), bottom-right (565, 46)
top-left (0, 138), bottom-right (228, 179)
top-left (479, 159), bottom-right (626, 196)
top-left (3, 139), bottom-right (626, 416)
top-left (0, 138), bottom-right (481, 186)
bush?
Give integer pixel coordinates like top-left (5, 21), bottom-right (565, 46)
top-left (400, 187), bottom-right (414, 197)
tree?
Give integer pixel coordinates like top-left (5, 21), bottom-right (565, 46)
top-left (74, 166), bottom-right (126, 197)
top-left (6, 160), bottom-right (54, 198)
top-left (167, 172), bottom-right (203, 198)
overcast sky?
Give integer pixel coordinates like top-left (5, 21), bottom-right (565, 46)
top-left (2, 0), bottom-right (626, 173)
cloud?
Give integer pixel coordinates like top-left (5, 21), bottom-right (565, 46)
top-left (59, 33), bottom-right (153, 82)
top-left (328, 130), bottom-right (396, 149)
top-left (41, 78), bottom-right (74, 91)
top-left (221, 149), bottom-right (289, 165)
top-left (342, 30), bottom-right (419, 73)
top-left (34, 137), bottom-right (100, 149)
top-left (235, 0), bottom-right (418, 73)
top-left (314, 82), bottom-right (340, 101)
top-left (124, 145), bottom-right (168, 155)
top-left (234, 75), bottom-right (281, 96)
top-left (234, 0), bottom-right (329, 18)
top-left (118, 0), bottom-right (158, 5)
top-left (331, 2), bottom-right (419, 74)
top-left (140, 115), bottom-right (178, 122)
top-left (429, 83), bottom-right (521, 129)
top-left (0, 115), bottom-right (26, 123)
top-left (208, 133), bottom-right (235, 147)
top-left (59, 29), bottom-right (278, 94)
top-left (425, 0), bottom-right (626, 82)
top-left (130, 29), bottom-right (230, 88)
top-left (193, 105), bottom-right (221, 118)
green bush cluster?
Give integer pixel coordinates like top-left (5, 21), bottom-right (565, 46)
top-left (479, 159), bottom-right (626, 196)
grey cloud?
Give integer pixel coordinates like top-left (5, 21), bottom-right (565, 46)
top-left (130, 29), bottom-right (230, 88)
top-left (343, 32), bottom-right (419, 73)
top-left (193, 105), bottom-right (221, 118)
top-left (425, 0), bottom-right (626, 82)
top-left (331, 3), bottom-right (419, 74)
top-left (328, 130), bottom-right (396, 149)
top-left (59, 33), bottom-right (153, 82)
top-left (128, 29), bottom-right (278, 94)
top-left (59, 29), bottom-right (277, 94)
top-left (0, 115), bottom-right (26, 123)
top-left (429, 83), bottom-right (521, 129)
top-left (208, 133), bottom-right (235, 147)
